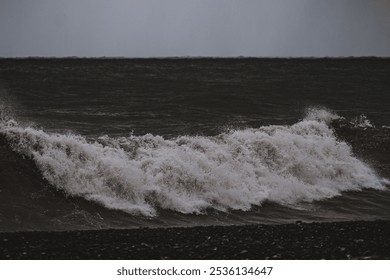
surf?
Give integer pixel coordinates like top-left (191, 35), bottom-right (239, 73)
top-left (0, 108), bottom-right (387, 217)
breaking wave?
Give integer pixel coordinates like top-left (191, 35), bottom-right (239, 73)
top-left (0, 108), bottom-right (387, 216)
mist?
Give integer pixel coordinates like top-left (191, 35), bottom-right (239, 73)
top-left (0, 0), bottom-right (389, 57)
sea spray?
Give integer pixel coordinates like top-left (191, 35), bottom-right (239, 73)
top-left (0, 109), bottom-right (386, 216)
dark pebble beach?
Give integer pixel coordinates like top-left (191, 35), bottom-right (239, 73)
top-left (1, 220), bottom-right (389, 260)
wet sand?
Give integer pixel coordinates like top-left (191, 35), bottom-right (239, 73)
top-left (1, 220), bottom-right (389, 259)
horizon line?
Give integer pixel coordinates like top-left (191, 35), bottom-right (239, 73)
top-left (1, 55), bottom-right (390, 60)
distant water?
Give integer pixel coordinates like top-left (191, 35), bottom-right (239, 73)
top-left (0, 58), bottom-right (389, 232)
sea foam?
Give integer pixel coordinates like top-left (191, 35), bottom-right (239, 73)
top-left (0, 109), bottom-right (386, 216)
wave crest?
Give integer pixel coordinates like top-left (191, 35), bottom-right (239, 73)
top-left (0, 109), bottom-right (386, 216)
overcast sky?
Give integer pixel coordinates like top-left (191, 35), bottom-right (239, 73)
top-left (1, 0), bottom-right (390, 57)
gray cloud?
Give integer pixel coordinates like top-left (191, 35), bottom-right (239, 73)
top-left (0, 0), bottom-right (389, 57)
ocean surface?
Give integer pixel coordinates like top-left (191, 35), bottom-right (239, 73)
top-left (0, 58), bottom-right (389, 232)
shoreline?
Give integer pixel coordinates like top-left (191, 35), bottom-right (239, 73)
top-left (1, 220), bottom-right (389, 260)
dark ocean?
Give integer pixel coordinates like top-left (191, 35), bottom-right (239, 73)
top-left (0, 58), bottom-right (389, 232)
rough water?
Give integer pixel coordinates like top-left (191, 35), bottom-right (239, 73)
top-left (0, 58), bottom-right (389, 231)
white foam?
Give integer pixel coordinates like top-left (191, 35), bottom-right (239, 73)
top-left (303, 107), bottom-right (339, 123)
top-left (0, 109), bottom-right (386, 216)
top-left (350, 115), bottom-right (375, 128)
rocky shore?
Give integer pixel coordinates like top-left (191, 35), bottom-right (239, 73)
top-left (1, 220), bottom-right (389, 260)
